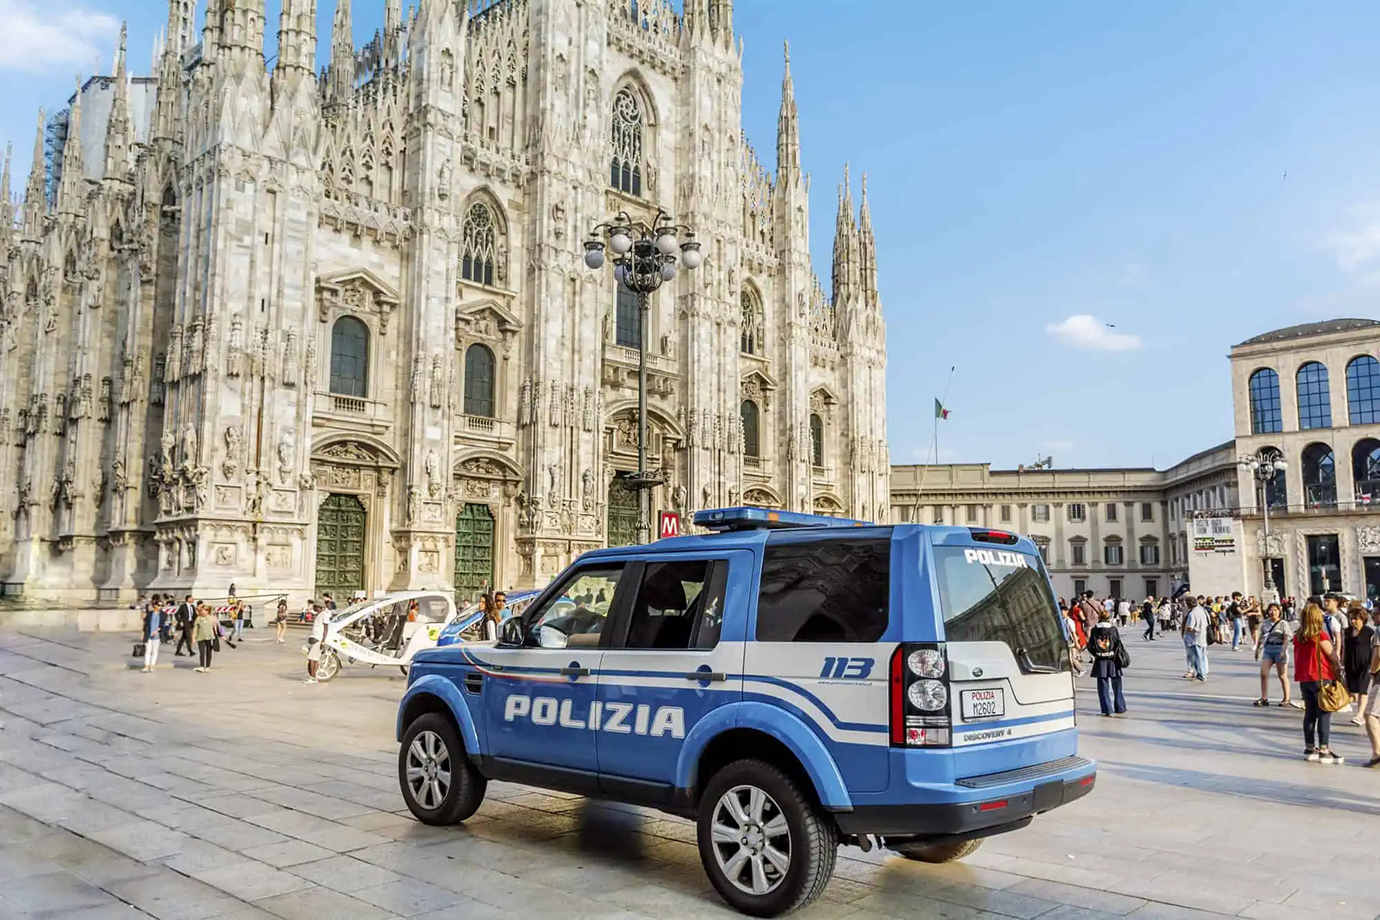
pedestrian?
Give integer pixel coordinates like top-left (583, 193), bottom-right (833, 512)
top-left (1254, 602), bottom-right (1295, 707)
top-left (1229, 592), bottom-right (1245, 651)
top-left (1322, 593), bottom-right (1346, 647)
top-left (1246, 596), bottom-right (1263, 650)
top-left (173, 594), bottom-right (196, 657)
top-left (1141, 596), bottom-right (1156, 641)
top-left (1078, 591), bottom-right (1101, 639)
top-left (1114, 597), bottom-right (1129, 628)
top-left (303, 603), bottom-right (332, 684)
top-left (1344, 602), bottom-right (1374, 726)
top-left (1363, 607), bottom-right (1380, 768)
top-left (322, 592), bottom-right (336, 611)
top-left (1088, 611), bottom-right (1128, 715)
top-left (231, 597), bottom-right (245, 643)
top-left (193, 604), bottom-right (217, 672)
top-left (141, 600), bottom-right (164, 672)
top-left (1293, 603), bottom-right (1346, 764)
top-left (1183, 595), bottom-right (1209, 681)
top-left (479, 594), bottom-right (501, 641)
top-left (274, 599), bottom-right (288, 643)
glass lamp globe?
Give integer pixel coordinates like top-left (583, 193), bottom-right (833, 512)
top-left (583, 244), bottom-right (605, 270)
top-left (610, 232), bottom-right (633, 255)
top-left (614, 264), bottom-right (629, 285)
top-left (655, 232), bottom-right (679, 256)
top-left (681, 243), bottom-right (703, 269)
top-left (659, 262), bottom-right (677, 282)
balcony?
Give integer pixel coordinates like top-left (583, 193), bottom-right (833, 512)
top-left (457, 414), bottom-right (516, 447)
top-left (313, 392), bottom-right (391, 432)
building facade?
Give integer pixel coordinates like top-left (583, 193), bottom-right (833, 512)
top-left (1232, 319), bottom-right (1380, 600)
top-left (0, 0), bottom-right (889, 604)
top-left (889, 445), bottom-right (1238, 602)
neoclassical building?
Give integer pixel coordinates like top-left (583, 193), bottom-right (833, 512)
top-left (0, 0), bottom-right (889, 603)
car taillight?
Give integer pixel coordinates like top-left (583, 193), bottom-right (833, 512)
top-left (889, 642), bottom-right (951, 747)
top-left (969, 528), bottom-right (1019, 545)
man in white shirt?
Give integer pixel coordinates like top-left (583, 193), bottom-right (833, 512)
top-left (1184, 596), bottom-right (1210, 681)
top-left (304, 603), bottom-right (333, 684)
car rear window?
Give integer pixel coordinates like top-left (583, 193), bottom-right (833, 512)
top-left (932, 546), bottom-right (1066, 672)
top-left (756, 537), bottom-right (889, 642)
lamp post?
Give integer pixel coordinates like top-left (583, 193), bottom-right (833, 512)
top-left (1240, 449), bottom-right (1287, 601)
top-left (583, 209), bottom-right (701, 544)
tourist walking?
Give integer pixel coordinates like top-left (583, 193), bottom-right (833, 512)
top-left (274, 599), bottom-right (289, 643)
top-left (193, 605), bottom-right (217, 672)
top-left (1183, 595), bottom-right (1209, 681)
top-left (1141, 596), bottom-right (1156, 640)
top-left (1343, 602), bottom-right (1375, 726)
top-left (1229, 592), bottom-right (1245, 651)
top-left (230, 597), bottom-right (245, 643)
top-left (1088, 611), bottom-right (1128, 715)
top-left (173, 594), bottom-right (196, 656)
top-left (1363, 607), bottom-right (1380, 767)
top-left (1254, 602), bottom-right (1294, 707)
top-left (479, 594), bottom-right (501, 641)
top-left (1294, 603), bottom-right (1346, 764)
top-left (1246, 596), bottom-right (1263, 650)
top-left (141, 602), bottom-right (164, 672)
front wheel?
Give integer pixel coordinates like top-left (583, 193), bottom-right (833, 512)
top-left (316, 649), bottom-right (341, 681)
top-left (891, 838), bottom-right (983, 863)
top-left (697, 759), bottom-right (837, 917)
top-left (398, 713), bottom-right (485, 825)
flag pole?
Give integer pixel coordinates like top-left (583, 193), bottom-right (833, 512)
top-left (915, 366), bottom-right (956, 515)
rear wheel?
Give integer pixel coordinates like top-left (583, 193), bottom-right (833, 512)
top-left (398, 713), bottom-right (486, 825)
top-left (696, 759), bottom-right (837, 917)
top-left (891, 838), bottom-right (983, 863)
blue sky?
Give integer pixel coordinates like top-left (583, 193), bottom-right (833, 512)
top-left (4, 1), bottom-right (1380, 471)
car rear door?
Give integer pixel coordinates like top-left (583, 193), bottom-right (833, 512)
top-left (594, 551), bottom-right (747, 795)
top-left (929, 536), bottom-right (1076, 760)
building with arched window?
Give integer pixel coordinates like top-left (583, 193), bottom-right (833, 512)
top-left (0, 0), bottom-right (889, 605)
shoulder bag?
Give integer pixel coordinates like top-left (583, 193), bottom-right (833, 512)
top-left (1114, 634), bottom-right (1131, 669)
top-left (1315, 641), bottom-right (1351, 712)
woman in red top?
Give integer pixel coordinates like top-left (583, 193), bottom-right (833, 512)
top-left (1293, 604), bottom-right (1346, 764)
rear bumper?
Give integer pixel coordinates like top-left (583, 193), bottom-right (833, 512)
top-left (834, 756), bottom-right (1096, 839)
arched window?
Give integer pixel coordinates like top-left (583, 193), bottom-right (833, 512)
top-left (1347, 355), bottom-right (1380, 425)
top-left (610, 88), bottom-right (645, 196)
top-left (461, 201), bottom-right (498, 286)
top-left (1353, 438), bottom-right (1380, 499)
top-left (329, 316), bottom-right (369, 398)
top-left (810, 413), bottom-right (824, 467)
top-left (615, 282), bottom-right (640, 348)
top-left (1248, 368), bottom-right (1282, 434)
top-left (463, 344), bottom-right (496, 418)
top-left (1259, 447), bottom-right (1287, 508)
top-left (1302, 442), bottom-right (1336, 508)
top-left (740, 288), bottom-right (763, 355)
top-left (1296, 361), bottom-right (1332, 430)
top-left (740, 400), bottom-right (760, 458)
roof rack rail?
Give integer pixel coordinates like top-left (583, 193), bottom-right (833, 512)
top-left (692, 506), bottom-right (872, 533)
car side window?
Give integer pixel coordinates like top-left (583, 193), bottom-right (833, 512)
top-left (755, 537), bottom-right (890, 642)
top-left (623, 560), bottom-right (726, 650)
top-left (526, 565), bottom-right (625, 649)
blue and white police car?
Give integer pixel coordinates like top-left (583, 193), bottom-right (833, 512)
top-left (396, 508), bottom-right (1094, 916)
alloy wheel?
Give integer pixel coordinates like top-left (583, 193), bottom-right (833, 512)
top-left (405, 730), bottom-right (452, 810)
top-left (709, 783), bottom-right (791, 896)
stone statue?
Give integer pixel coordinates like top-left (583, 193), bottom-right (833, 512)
top-left (281, 330), bottom-right (298, 386)
top-left (222, 425), bottom-right (242, 479)
top-left (425, 449), bottom-right (441, 498)
top-left (548, 462), bottom-right (560, 497)
top-left (406, 487), bottom-right (421, 525)
top-left (180, 424), bottom-right (198, 470)
top-left (276, 428), bottom-right (296, 486)
top-left (580, 468), bottom-right (593, 510)
top-left (430, 355), bottom-right (444, 409)
top-left (519, 380), bottom-right (532, 425)
top-left (227, 315), bottom-right (244, 377)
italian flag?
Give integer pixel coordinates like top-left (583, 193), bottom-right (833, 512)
top-left (935, 398), bottom-right (950, 420)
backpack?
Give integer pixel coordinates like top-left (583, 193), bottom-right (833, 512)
top-left (1091, 628), bottom-right (1116, 659)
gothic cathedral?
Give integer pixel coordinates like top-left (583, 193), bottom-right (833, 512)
top-left (0, 0), bottom-right (888, 604)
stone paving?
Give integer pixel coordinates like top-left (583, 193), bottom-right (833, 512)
top-left (1, 624), bottom-right (1379, 920)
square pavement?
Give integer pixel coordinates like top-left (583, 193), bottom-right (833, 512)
top-left (1, 624), bottom-right (1378, 919)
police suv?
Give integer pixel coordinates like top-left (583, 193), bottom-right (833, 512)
top-left (396, 508), bottom-right (1094, 916)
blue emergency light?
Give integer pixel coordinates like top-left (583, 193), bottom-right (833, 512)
top-left (692, 506), bottom-right (872, 532)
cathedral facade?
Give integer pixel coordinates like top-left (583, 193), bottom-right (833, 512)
top-left (0, 0), bottom-right (889, 604)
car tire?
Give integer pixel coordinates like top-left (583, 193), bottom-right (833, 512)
top-left (398, 713), bottom-right (485, 826)
top-left (891, 838), bottom-right (983, 863)
top-left (696, 759), bottom-right (837, 917)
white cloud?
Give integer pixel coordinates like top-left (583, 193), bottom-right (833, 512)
top-left (0, 0), bottom-right (120, 76)
top-left (1322, 208), bottom-right (1380, 273)
top-left (1044, 315), bottom-right (1142, 352)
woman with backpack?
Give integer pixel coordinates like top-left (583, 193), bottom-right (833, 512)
top-left (1089, 610), bottom-right (1128, 716)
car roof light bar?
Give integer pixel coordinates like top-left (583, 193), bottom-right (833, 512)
top-left (692, 506), bottom-right (872, 532)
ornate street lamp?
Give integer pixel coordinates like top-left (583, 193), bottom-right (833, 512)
top-left (1240, 449), bottom-right (1287, 600)
top-left (584, 209), bottom-right (701, 544)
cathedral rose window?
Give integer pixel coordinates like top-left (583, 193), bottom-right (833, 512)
top-left (461, 203), bottom-right (498, 287)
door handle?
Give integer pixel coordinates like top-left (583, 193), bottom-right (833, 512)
top-left (560, 666), bottom-right (590, 677)
top-left (684, 671), bottom-right (726, 682)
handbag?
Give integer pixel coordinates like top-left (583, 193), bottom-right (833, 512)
top-left (132, 643), bottom-right (146, 658)
top-left (1314, 642), bottom-right (1351, 713)
top-left (211, 636), bottom-right (221, 652)
top-left (1114, 639), bottom-right (1131, 669)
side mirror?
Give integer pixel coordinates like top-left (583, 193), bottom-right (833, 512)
top-left (498, 617), bottom-right (526, 647)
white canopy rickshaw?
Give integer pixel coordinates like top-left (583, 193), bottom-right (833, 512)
top-left (307, 591), bottom-right (459, 681)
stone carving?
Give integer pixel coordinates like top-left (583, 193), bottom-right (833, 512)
top-left (1257, 527), bottom-right (1288, 558)
top-left (281, 330), bottom-right (298, 386)
top-left (548, 462), bottom-right (561, 497)
top-left (549, 381), bottom-right (561, 427)
top-left (519, 380), bottom-right (532, 425)
top-left (672, 484), bottom-right (686, 512)
top-left (425, 449), bottom-right (441, 498)
top-left (227, 315), bottom-right (244, 377)
top-left (581, 468), bottom-right (593, 511)
top-left (430, 354), bottom-right (444, 409)
top-left (222, 426), bottom-right (242, 479)
top-left (213, 543), bottom-right (236, 567)
top-left (303, 336), bottom-right (316, 390)
top-left (276, 429), bottom-right (296, 486)
top-left (180, 424), bottom-right (198, 470)
top-left (406, 487), bottom-right (421, 525)
top-left (1357, 525), bottom-right (1380, 556)
top-left (411, 356), bottom-right (425, 404)
top-left (166, 327), bottom-right (182, 382)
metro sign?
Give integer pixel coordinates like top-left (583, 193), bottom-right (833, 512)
top-left (658, 511), bottom-right (681, 540)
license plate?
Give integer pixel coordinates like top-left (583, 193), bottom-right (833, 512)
top-left (960, 688), bottom-right (1005, 721)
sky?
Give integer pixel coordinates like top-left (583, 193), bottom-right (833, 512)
top-left (4, 1), bottom-right (1380, 472)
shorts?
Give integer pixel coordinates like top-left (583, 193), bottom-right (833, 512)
top-left (1261, 645), bottom-right (1286, 666)
top-left (1247, 616), bottom-right (1262, 629)
top-left (307, 639), bottom-right (322, 662)
top-left (1367, 684), bottom-right (1380, 718)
